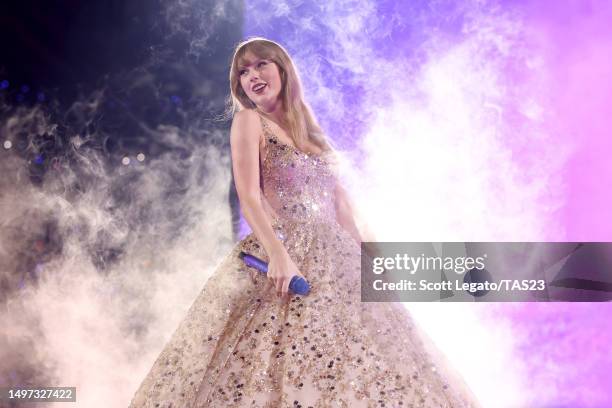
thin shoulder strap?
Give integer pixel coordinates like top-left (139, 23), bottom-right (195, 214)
top-left (255, 111), bottom-right (270, 165)
top-left (257, 111), bottom-right (272, 135)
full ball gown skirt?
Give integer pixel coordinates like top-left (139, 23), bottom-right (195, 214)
top-left (129, 114), bottom-right (480, 408)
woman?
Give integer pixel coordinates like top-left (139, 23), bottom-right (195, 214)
top-left (129, 37), bottom-right (480, 407)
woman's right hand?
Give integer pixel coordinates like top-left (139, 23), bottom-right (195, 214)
top-left (267, 249), bottom-right (304, 298)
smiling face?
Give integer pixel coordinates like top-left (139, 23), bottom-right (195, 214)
top-left (238, 50), bottom-right (284, 111)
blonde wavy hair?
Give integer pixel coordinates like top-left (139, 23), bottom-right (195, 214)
top-left (228, 37), bottom-right (334, 154)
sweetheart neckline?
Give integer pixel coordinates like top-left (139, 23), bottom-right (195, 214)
top-left (265, 133), bottom-right (325, 158)
top-left (256, 112), bottom-right (325, 158)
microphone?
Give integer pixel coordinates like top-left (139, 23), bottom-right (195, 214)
top-left (238, 251), bottom-right (310, 295)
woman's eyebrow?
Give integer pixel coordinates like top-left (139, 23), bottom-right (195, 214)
top-left (238, 58), bottom-right (266, 69)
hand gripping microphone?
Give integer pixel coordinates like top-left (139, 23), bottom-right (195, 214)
top-left (238, 251), bottom-right (310, 295)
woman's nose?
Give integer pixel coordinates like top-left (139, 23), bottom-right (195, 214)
top-left (246, 70), bottom-right (259, 81)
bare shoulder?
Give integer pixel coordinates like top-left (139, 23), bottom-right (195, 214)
top-left (231, 110), bottom-right (260, 134)
top-left (230, 110), bottom-right (262, 150)
top-left (233, 108), bottom-right (260, 121)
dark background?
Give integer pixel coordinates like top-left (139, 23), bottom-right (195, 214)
top-left (0, 0), bottom-right (245, 300)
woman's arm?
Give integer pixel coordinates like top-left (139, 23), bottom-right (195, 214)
top-left (334, 180), bottom-right (383, 261)
top-left (334, 180), bottom-right (375, 244)
top-left (230, 109), bottom-right (284, 257)
top-left (230, 109), bottom-right (303, 297)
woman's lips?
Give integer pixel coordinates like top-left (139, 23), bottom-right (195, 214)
top-left (253, 84), bottom-right (267, 94)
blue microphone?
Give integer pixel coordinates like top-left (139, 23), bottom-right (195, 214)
top-left (238, 251), bottom-right (310, 295)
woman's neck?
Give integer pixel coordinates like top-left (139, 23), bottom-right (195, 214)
top-left (256, 101), bottom-right (286, 128)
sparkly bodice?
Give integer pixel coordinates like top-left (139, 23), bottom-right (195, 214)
top-left (259, 116), bottom-right (337, 224)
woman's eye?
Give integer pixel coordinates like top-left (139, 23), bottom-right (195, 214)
top-left (258, 61), bottom-right (267, 67)
top-left (239, 69), bottom-right (247, 76)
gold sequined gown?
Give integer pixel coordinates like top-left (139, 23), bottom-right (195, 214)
top-left (129, 114), bottom-right (480, 408)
